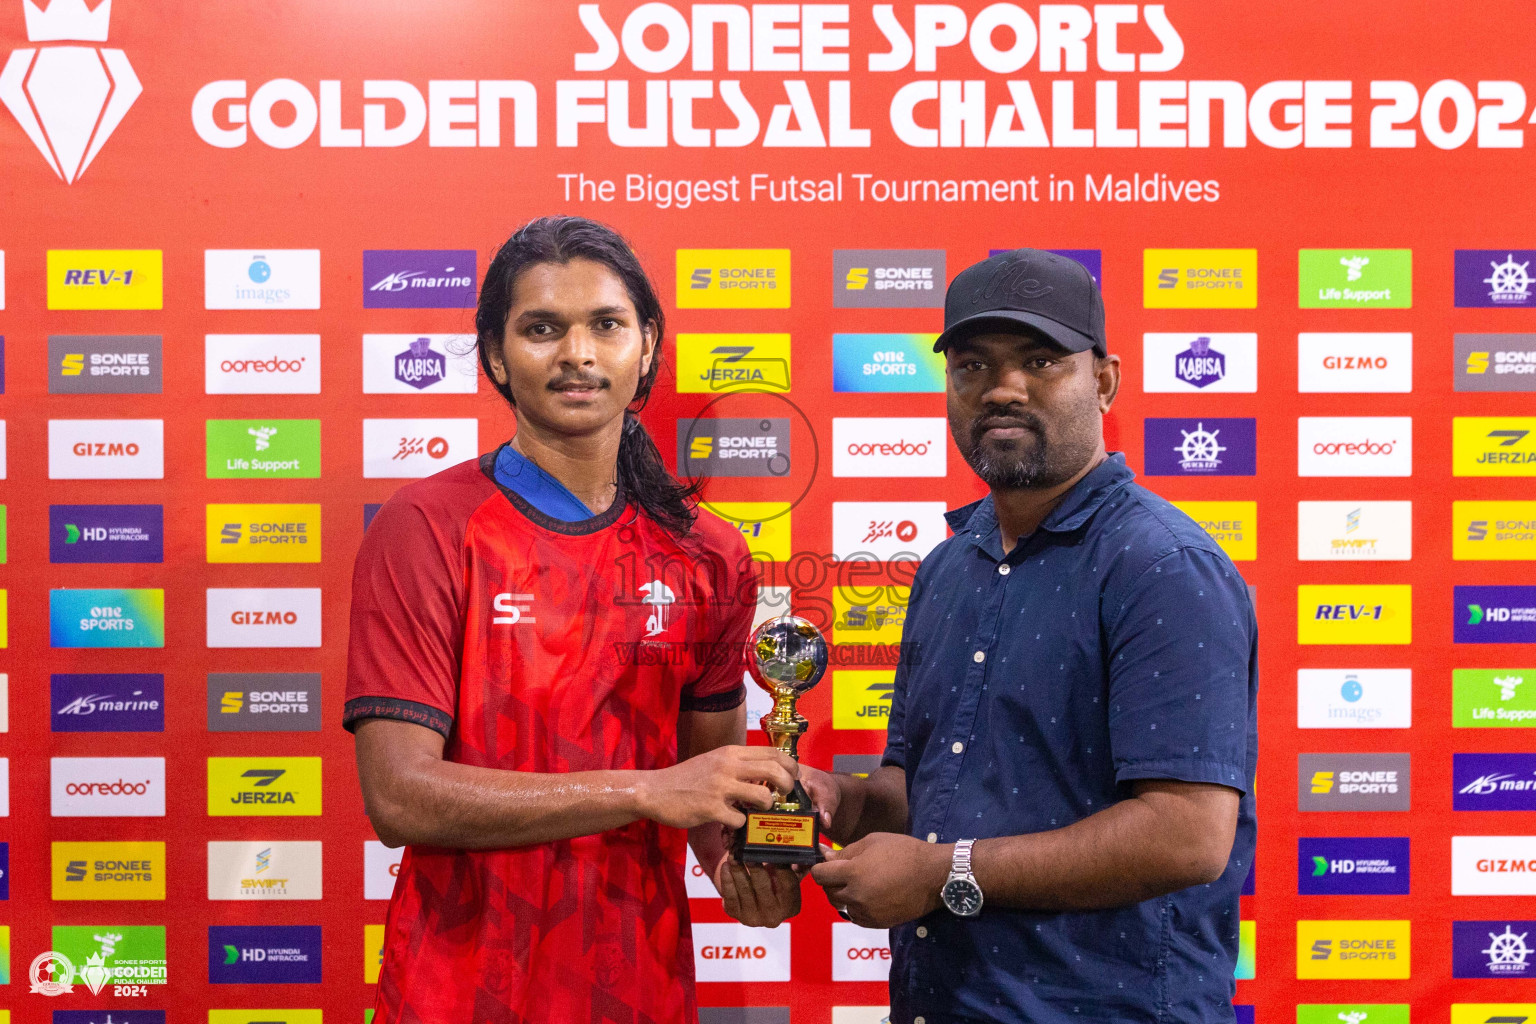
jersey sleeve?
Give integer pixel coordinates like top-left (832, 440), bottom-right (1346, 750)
top-left (679, 527), bottom-right (756, 714)
top-left (343, 491), bottom-right (468, 739)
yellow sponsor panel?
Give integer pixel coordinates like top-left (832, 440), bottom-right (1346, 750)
top-left (1297, 585), bottom-right (1411, 645)
top-left (206, 504), bottom-right (322, 563)
top-left (833, 670), bottom-right (896, 730)
top-left (210, 1013), bottom-right (322, 1024)
top-left (675, 333), bottom-right (792, 393)
top-left (833, 586), bottom-right (910, 645)
top-left (745, 813), bottom-right (816, 849)
top-left (1296, 920), bottom-right (1410, 979)
top-left (1173, 501), bottom-right (1257, 561)
top-left (207, 756), bottom-right (323, 816)
top-left (1452, 1007), bottom-right (1536, 1024)
top-left (706, 502), bottom-right (791, 562)
top-left (676, 249), bottom-right (791, 309)
top-left (1454, 417), bottom-right (1536, 477)
top-left (1454, 501), bottom-right (1536, 560)
top-left (0, 589), bottom-right (7, 648)
top-left (1142, 249), bottom-right (1258, 309)
top-left (47, 249), bottom-right (164, 309)
top-left (366, 923), bottom-right (386, 984)
top-left (52, 841), bottom-right (166, 900)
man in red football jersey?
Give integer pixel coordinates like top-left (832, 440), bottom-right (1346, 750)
top-left (346, 216), bottom-right (803, 1023)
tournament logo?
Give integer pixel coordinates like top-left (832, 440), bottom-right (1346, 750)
top-left (361, 418), bottom-right (477, 478)
top-left (205, 334), bottom-right (321, 395)
top-left (206, 419), bottom-right (321, 479)
top-left (1296, 501), bottom-right (1413, 561)
top-left (51, 673), bottom-right (163, 732)
top-left (1142, 249), bottom-right (1256, 309)
top-left (50, 756), bottom-right (164, 816)
top-left (831, 501), bottom-right (946, 562)
top-left (1298, 250), bottom-right (1412, 309)
top-left (206, 588), bottom-right (321, 648)
top-left (1171, 501), bottom-right (1256, 561)
top-left (676, 249), bottom-right (790, 309)
top-left (49, 588), bottom-right (164, 648)
top-left (1142, 334), bottom-right (1257, 393)
top-left (1297, 334), bottom-right (1413, 393)
top-left (1298, 837), bottom-right (1410, 895)
top-left (692, 922), bottom-right (791, 982)
top-left (832, 671), bottom-right (896, 729)
top-left (207, 840), bottom-right (323, 901)
top-left (1296, 921), bottom-right (1410, 980)
top-left (1455, 250), bottom-right (1536, 308)
top-left (51, 841), bottom-right (164, 900)
top-left (48, 504), bottom-right (163, 564)
top-left (1454, 921), bottom-right (1536, 978)
top-left (50, 925), bottom-right (167, 992)
top-left (1298, 753), bottom-right (1411, 811)
top-left (1453, 417), bottom-right (1536, 477)
top-left (1455, 669), bottom-right (1536, 728)
top-left (362, 334), bottom-right (477, 394)
top-left (206, 504), bottom-right (320, 564)
top-left (1458, 586), bottom-right (1536, 644)
top-left (204, 250), bottom-right (320, 309)
top-left (1296, 668), bottom-right (1412, 729)
top-left (1298, 418), bottom-right (1413, 477)
top-left (1298, 585), bottom-right (1411, 645)
top-left (677, 418), bottom-right (791, 478)
top-left (1452, 836), bottom-right (1536, 896)
top-left (1455, 501), bottom-right (1536, 560)
top-left (832, 250), bottom-right (944, 308)
top-left (46, 250), bottom-right (161, 310)
top-left (362, 250), bottom-right (476, 309)
top-left (1143, 418), bottom-right (1257, 476)
top-left (675, 334), bottom-right (792, 393)
top-left (1455, 334), bottom-right (1536, 392)
top-left (208, 925), bottom-right (322, 984)
top-left (48, 335), bottom-right (161, 394)
top-left (48, 419), bottom-right (164, 480)
top-left (207, 672), bottom-right (320, 733)
top-left (832, 334), bottom-right (944, 393)
top-left (1456, 753), bottom-right (1536, 811)
top-left (0, 0), bottom-right (141, 183)
top-left (206, 757), bottom-right (322, 817)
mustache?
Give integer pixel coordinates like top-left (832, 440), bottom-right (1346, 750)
top-left (547, 371), bottom-right (610, 391)
top-left (970, 407), bottom-right (1045, 442)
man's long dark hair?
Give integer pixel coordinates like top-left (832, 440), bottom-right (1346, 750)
top-left (475, 216), bottom-right (700, 536)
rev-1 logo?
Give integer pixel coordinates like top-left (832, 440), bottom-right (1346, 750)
top-left (1317, 604), bottom-right (1384, 620)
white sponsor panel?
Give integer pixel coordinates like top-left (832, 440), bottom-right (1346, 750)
top-left (1297, 333), bottom-right (1413, 393)
top-left (0, 421), bottom-right (6, 479)
top-left (0, 758), bottom-right (8, 816)
top-left (208, 840), bottom-right (323, 900)
top-left (1142, 333), bottom-right (1258, 393)
top-left (683, 844), bottom-right (718, 899)
top-left (0, 673), bottom-right (8, 731)
top-left (1452, 835), bottom-right (1536, 895)
top-left (831, 1010), bottom-right (892, 1024)
top-left (0, 250), bottom-right (6, 308)
top-left (692, 922), bottom-right (791, 982)
top-left (205, 335), bottom-right (321, 394)
top-left (1297, 417), bottom-right (1413, 477)
top-left (832, 417), bottom-right (947, 477)
top-left (362, 334), bottom-right (478, 394)
top-left (832, 502), bottom-right (948, 562)
top-left (51, 756), bottom-right (165, 817)
top-left (204, 249), bottom-right (321, 309)
top-left (48, 419), bottom-right (164, 479)
top-left (363, 418), bottom-right (479, 479)
top-left (364, 840), bottom-right (404, 900)
top-left (1297, 669), bottom-right (1413, 728)
top-left (206, 588), bottom-right (322, 648)
top-left (832, 922), bottom-right (893, 981)
top-left (1297, 501), bottom-right (1413, 561)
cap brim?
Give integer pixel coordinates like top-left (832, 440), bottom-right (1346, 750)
top-left (933, 310), bottom-right (1100, 355)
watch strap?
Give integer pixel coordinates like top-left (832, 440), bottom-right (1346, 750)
top-left (951, 838), bottom-right (975, 877)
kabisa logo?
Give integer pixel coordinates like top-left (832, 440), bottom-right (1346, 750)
top-left (207, 757), bottom-right (322, 817)
top-left (208, 672), bottom-right (320, 733)
top-left (1453, 921), bottom-right (1536, 978)
top-left (676, 250), bottom-right (791, 309)
top-left (1175, 336), bottom-right (1225, 387)
top-left (1143, 333), bottom-right (1258, 393)
top-left (204, 250), bottom-right (321, 309)
top-left (1454, 418), bottom-right (1536, 477)
top-left (1456, 250), bottom-right (1536, 308)
top-left (1453, 836), bottom-right (1536, 896)
top-left (48, 335), bottom-right (161, 395)
top-left (49, 588), bottom-right (164, 648)
top-left (395, 338), bottom-right (444, 388)
top-left (1298, 250), bottom-right (1413, 309)
top-left (1457, 334), bottom-right (1536, 392)
top-left (1298, 753), bottom-right (1412, 811)
top-left (1455, 753), bottom-right (1536, 810)
top-left (832, 250), bottom-right (945, 309)
top-left (0, 0), bottom-right (141, 183)
top-left (1455, 501), bottom-right (1536, 560)
top-left (678, 418), bottom-right (790, 478)
top-left (1458, 586), bottom-right (1536, 644)
top-left (52, 840), bottom-right (164, 900)
top-left (832, 671), bottom-right (896, 729)
top-left (1142, 249), bottom-right (1257, 309)
top-left (675, 334), bottom-right (792, 393)
top-left (209, 925), bottom-right (322, 984)
top-left (50, 756), bottom-right (165, 816)
top-left (1143, 418), bottom-right (1257, 476)
top-left (49, 504), bottom-right (163, 563)
top-left (1298, 838), bottom-right (1410, 895)
top-left (362, 334), bottom-right (476, 394)
top-left (1296, 668), bottom-right (1412, 729)
top-left (51, 673), bottom-right (163, 733)
top-left (205, 334), bottom-right (321, 395)
top-left (1296, 921), bottom-right (1411, 980)
top-left (832, 334), bottom-right (945, 393)
top-left (362, 250), bottom-right (476, 309)
top-left (1455, 669), bottom-right (1536, 728)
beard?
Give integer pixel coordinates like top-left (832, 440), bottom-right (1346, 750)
top-left (951, 405), bottom-right (1096, 490)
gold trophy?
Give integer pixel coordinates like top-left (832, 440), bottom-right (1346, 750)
top-left (733, 611), bottom-right (829, 865)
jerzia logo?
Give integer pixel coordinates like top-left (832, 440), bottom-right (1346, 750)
top-left (0, 0), bottom-right (142, 183)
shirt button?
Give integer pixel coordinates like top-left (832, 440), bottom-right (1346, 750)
top-left (952, 741), bottom-right (964, 754)
top-left (998, 563), bottom-right (1011, 575)
top-left (916, 1017), bottom-right (927, 1024)
top-left (927, 832), bottom-right (938, 843)
top-left (916, 926), bottom-right (929, 939)
top-left (973, 650), bottom-right (985, 663)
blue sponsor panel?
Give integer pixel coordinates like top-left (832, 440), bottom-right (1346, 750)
top-left (364, 503), bottom-right (382, 530)
top-left (1454, 752), bottom-right (1536, 810)
top-left (1143, 418), bottom-right (1257, 476)
top-left (1234, 1007), bottom-right (1254, 1024)
top-left (1298, 837), bottom-right (1410, 895)
top-left (1452, 919), bottom-right (1536, 978)
top-left (1455, 250), bottom-right (1536, 308)
top-left (55, 1014), bottom-right (166, 1024)
top-left (832, 334), bottom-right (944, 393)
top-left (49, 589), bottom-right (165, 648)
top-left (362, 250), bottom-right (476, 309)
top-left (51, 674), bottom-right (164, 732)
top-left (990, 248), bottom-right (1102, 284)
top-left (0, 842), bottom-right (8, 899)
top-left (1456, 585), bottom-right (1536, 643)
top-left (208, 924), bottom-right (322, 983)
top-left (49, 505), bottom-right (164, 563)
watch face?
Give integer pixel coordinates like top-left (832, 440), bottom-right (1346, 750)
top-left (942, 878), bottom-right (982, 916)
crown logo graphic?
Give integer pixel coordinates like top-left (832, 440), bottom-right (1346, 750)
top-left (0, 0), bottom-right (140, 183)
top-left (24, 0), bottom-right (112, 42)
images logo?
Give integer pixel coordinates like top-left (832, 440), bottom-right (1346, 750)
top-left (831, 502), bottom-right (947, 562)
top-left (832, 418), bottom-right (946, 478)
top-left (362, 250), bottom-right (476, 309)
top-left (1298, 585), bottom-right (1411, 645)
top-left (1299, 838), bottom-right (1410, 895)
top-left (1142, 249), bottom-right (1256, 309)
top-left (1454, 921), bottom-right (1536, 978)
top-left (1456, 335), bottom-right (1536, 392)
top-left (1172, 501), bottom-right (1256, 561)
top-left (48, 419), bottom-right (163, 479)
top-left (1144, 418), bottom-right (1257, 476)
top-left (832, 334), bottom-right (944, 393)
top-left (51, 673), bottom-right (163, 732)
top-left (206, 588), bottom-right (321, 648)
top-left (52, 841), bottom-right (164, 900)
top-left (206, 504), bottom-right (320, 564)
top-left (832, 671), bottom-right (896, 729)
top-left (206, 419), bottom-right (321, 479)
top-left (207, 672), bottom-right (320, 733)
top-left (0, 0), bottom-right (141, 183)
top-left (49, 588), bottom-right (164, 648)
top-left (204, 250), bottom-right (320, 309)
top-left (1455, 669), bottom-right (1536, 728)
top-left (46, 250), bottom-right (161, 309)
top-left (675, 334), bottom-right (792, 393)
top-left (48, 505), bottom-right (163, 563)
top-left (51, 925), bottom-right (166, 991)
top-left (1298, 753), bottom-right (1411, 811)
top-left (207, 757), bottom-right (322, 817)
top-left (209, 925), bottom-right (322, 983)
top-left (692, 922), bottom-right (791, 982)
top-left (677, 249), bottom-right (790, 309)
top-left (1456, 754), bottom-right (1536, 811)
top-left (677, 418), bottom-right (790, 478)
top-left (48, 335), bottom-right (161, 394)
top-left (1452, 836), bottom-right (1536, 896)
top-left (205, 334), bottom-right (321, 395)
top-left (50, 756), bottom-right (164, 816)
top-left (1298, 418), bottom-right (1413, 477)
top-left (1298, 250), bottom-right (1413, 309)
top-left (1456, 250), bottom-right (1536, 308)
top-left (1296, 921), bottom-right (1410, 979)
top-left (207, 840), bottom-right (322, 900)
top-left (1297, 501), bottom-right (1413, 561)
top-left (832, 250), bottom-right (944, 308)
top-left (1296, 669), bottom-right (1412, 729)
top-left (1142, 334), bottom-right (1257, 393)
top-left (1458, 586), bottom-right (1536, 644)
top-left (363, 334), bottom-right (477, 394)
top-left (362, 418), bottom-right (477, 478)
top-left (1297, 334), bottom-right (1413, 393)
top-left (1455, 501), bottom-right (1536, 560)
top-left (1454, 418), bottom-right (1536, 477)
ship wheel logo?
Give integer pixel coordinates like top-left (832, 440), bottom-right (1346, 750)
top-left (1483, 925), bottom-right (1532, 974)
top-left (1484, 254), bottom-right (1533, 304)
top-left (1174, 422), bottom-right (1226, 472)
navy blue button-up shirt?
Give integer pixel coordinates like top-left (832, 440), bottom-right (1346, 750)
top-left (882, 453), bottom-right (1257, 1024)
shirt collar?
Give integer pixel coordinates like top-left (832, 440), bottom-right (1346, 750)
top-left (945, 452), bottom-right (1135, 555)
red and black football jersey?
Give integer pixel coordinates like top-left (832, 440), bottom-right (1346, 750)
top-left (345, 450), bottom-right (755, 1023)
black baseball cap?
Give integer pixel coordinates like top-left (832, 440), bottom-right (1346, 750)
top-left (933, 249), bottom-right (1107, 357)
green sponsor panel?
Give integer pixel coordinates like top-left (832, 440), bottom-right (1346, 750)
top-left (52, 924), bottom-right (167, 987)
top-left (1454, 668), bottom-right (1536, 726)
top-left (1298, 1006), bottom-right (1409, 1024)
top-left (1298, 249), bottom-right (1412, 309)
top-left (206, 419), bottom-right (321, 479)
top-left (0, 505), bottom-right (7, 563)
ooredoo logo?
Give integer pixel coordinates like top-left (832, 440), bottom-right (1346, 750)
top-left (692, 922), bottom-right (790, 982)
top-left (206, 588), bottom-right (321, 648)
top-left (832, 922), bottom-right (892, 981)
top-left (205, 335), bottom-right (321, 395)
top-left (832, 418), bottom-right (946, 477)
top-left (50, 756), bottom-right (165, 817)
top-left (1298, 417), bottom-right (1413, 477)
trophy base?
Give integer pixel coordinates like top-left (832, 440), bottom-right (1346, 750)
top-left (732, 783), bottom-right (823, 866)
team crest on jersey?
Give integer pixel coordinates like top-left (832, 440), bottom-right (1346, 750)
top-left (491, 592), bottom-right (535, 626)
top-left (639, 580), bottom-right (678, 638)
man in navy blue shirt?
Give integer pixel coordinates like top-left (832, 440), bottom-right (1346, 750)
top-left (806, 249), bottom-right (1258, 1024)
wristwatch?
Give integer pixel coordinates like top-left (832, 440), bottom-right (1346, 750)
top-left (940, 838), bottom-right (983, 917)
